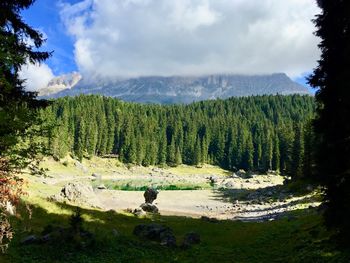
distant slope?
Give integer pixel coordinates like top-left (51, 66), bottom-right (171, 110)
top-left (40, 73), bottom-right (309, 103)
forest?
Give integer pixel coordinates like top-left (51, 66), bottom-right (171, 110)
top-left (42, 94), bottom-right (315, 176)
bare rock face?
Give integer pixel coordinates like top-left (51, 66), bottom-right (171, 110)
top-left (144, 187), bottom-right (158, 204)
top-left (42, 73), bottom-right (310, 104)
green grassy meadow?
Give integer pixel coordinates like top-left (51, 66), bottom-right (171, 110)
top-left (1, 199), bottom-right (349, 263)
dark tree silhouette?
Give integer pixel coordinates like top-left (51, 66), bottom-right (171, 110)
top-left (0, 0), bottom-right (51, 251)
top-left (308, 0), bottom-right (350, 243)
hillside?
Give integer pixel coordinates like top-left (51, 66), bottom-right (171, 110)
top-left (39, 73), bottom-right (309, 103)
top-left (41, 94), bottom-right (315, 176)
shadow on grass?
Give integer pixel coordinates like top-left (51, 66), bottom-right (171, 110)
top-left (1, 199), bottom-right (348, 263)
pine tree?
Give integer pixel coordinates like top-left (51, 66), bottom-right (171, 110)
top-left (193, 136), bottom-right (202, 165)
top-left (0, 0), bottom-right (51, 249)
top-left (308, 0), bottom-right (350, 242)
top-left (302, 122), bottom-right (314, 178)
top-left (158, 132), bottom-right (167, 165)
top-left (175, 146), bottom-right (182, 166)
top-left (167, 137), bottom-right (176, 165)
top-left (290, 125), bottom-right (304, 180)
top-left (272, 134), bottom-right (280, 172)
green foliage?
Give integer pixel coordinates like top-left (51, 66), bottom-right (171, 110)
top-left (0, 0), bottom-right (51, 252)
top-left (111, 184), bottom-right (203, 191)
top-left (44, 95), bottom-right (315, 176)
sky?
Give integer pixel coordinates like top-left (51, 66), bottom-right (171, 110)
top-left (20, 0), bottom-right (321, 92)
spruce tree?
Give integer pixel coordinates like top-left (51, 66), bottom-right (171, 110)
top-left (0, 0), bottom-right (51, 249)
top-left (308, 0), bottom-right (350, 242)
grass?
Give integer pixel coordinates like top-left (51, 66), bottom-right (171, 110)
top-left (167, 164), bottom-right (230, 177)
top-left (111, 184), bottom-right (204, 191)
top-left (1, 198), bottom-right (349, 263)
top-left (93, 180), bottom-right (208, 191)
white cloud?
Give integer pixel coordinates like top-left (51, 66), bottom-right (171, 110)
top-left (19, 63), bottom-right (55, 91)
top-left (60, 0), bottom-right (321, 79)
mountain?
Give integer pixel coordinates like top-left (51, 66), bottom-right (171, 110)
top-left (39, 73), bottom-right (310, 103)
top-left (38, 72), bottom-right (82, 97)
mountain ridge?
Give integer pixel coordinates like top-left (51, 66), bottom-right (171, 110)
top-left (39, 73), bottom-right (310, 104)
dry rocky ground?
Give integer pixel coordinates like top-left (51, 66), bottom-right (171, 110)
top-left (24, 157), bottom-right (321, 222)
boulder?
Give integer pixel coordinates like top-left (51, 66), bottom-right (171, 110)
top-left (236, 169), bottom-right (246, 177)
top-left (160, 230), bottom-right (177, 247)
top-left (182, 232), bottom-right (200, 248)
top-left (144, 187), bottom-right (158, 204)
top-left (140, 203), bottom-right (159, 213)
top-left (133, 224), bottom-right (176, 247)
top-left (20, 235), bottom-right (38, 245)
top-left (91, 173), bottom-right (101, 181)
top-left (225, 181), bottom-right (234, 188)
top-left (97, 184), bottom-right (107, 190)
top-left (231, 173), bottom-right (239, 178)
top-left (133, 208), bottom-right (146, 217)
top-left (208, 176), bottom-right (218, 185)
top-left (60, 182), bottom-right (94, 202)
top-left (50, 182), bottom-right (102, 208)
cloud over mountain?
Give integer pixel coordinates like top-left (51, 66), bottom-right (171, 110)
top-left (19, 62), bottom-right (55, 91)
top-left (60, 0), bottom-right (320, 79)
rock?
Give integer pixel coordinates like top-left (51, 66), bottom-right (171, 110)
top-left (125, 208), bottom-right (133, 213)
top-left (225, 181), bottom-right (234, 188)
top-left (133, 224), bottom-right (176, 247)
top-left (60, 183), bottom-right (94, 202)
top-left (236, 169), bottom-right (246, 177)
top-left (208, 176), bottom-right (218, 185)
top-left (74, 161), bottom-right (88, 173)
top-left (144, 187), bottom-right (158, 204)
top-left (51, 182), bottom-right (102, 208)
top-left (267, 169), bottom-right (279, 175)
top-left (40, 234), bottom-right (52, 243)
top-left (160, 232), bottom-right (176, 247)
top-left (140, 203), bottom-right (159, 213)
top-left (182, 232), bottom-right (201, 248)
top-left (200, 216), bottom-right (219, 223)
top-left (21, 235), bottom-right (38, 245)
top-left (133, 208), bottom-right (146, 217)
top-left (231, 173), bottom-right (239, 178)
top-left (306, 185), bottom-right (313, 192)
top-left (91, 173), bottom-right (101, 181)
top-left (97, 184), bottom-right (107, 190)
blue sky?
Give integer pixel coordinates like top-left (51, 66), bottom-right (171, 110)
top-left (22, 0), bottom-right (78, 75)
top-left (20, 0), bottom-right (320, 92)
